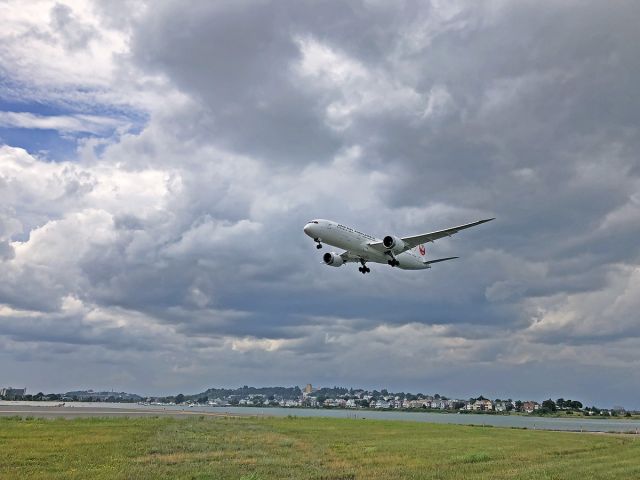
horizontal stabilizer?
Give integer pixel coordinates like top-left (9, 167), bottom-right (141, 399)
top-left (424, 256), bottom-right (458, 265)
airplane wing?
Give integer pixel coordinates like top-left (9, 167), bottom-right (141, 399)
top-left (401, 218), bottom-right (494, 249)
top-left (369, 218), bottom-right (494, 254)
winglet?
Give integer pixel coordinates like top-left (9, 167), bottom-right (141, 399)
top-left (474, 218), bottom-right (495, 226)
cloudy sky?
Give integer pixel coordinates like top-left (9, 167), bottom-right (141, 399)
top-left (1, 0), bottom-right (639, 407)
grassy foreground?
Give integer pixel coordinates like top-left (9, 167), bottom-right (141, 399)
top-left (1, 415), bottom-right (639, 479)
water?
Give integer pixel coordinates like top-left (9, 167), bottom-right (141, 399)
top-left (2, 401), bottom-right (639, 433)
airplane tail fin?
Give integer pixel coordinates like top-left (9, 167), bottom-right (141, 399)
top-left (423, 256), bottom-right (459, 265)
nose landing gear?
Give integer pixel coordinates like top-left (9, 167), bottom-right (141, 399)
top-left (314, 238), bottom-right (322, 249)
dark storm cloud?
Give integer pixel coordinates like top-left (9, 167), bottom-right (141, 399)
top-left (0, 300), bottom-right (167, 352)
top-left (130, 1), bottom-right (346, 162)
top-left (129, 0), bottom-right (640, 260)
top-left (121, 0), bottom-right (640, 403)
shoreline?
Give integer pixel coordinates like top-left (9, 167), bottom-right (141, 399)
top-left (2, 400), bottom-right (638, 421)
top-left (0, 404), bottom-right (248, 419)
top-left (2, 405), bottom-right (639, 435)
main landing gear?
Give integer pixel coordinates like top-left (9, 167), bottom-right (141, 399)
top-left (358, 260), bottom-right (370, 274)
top-left (386, 253), bottom-right (400, 267)
top-left (385, 251), bottom-right (399, 267)
top-left (314, 238), bottom-right (322, 249)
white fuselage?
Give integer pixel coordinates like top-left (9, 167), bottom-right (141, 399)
top-left (303, 219), bottom-right (428, 270)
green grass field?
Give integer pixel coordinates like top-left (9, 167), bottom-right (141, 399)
top-left (1, 415), bottom-right (639, 479)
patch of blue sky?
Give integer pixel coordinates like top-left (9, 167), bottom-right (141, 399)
top-left (0, 97), bottom-right (69, 117)
top-left (0, 98), bottom-right (148, 161)
top-left (0, 126), bottom-right (79, 160)
top-left (0, 92), bottom-right (143, 115)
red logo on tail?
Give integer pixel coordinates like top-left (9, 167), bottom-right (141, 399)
top-left (418, 245), bottom-right (426, 255)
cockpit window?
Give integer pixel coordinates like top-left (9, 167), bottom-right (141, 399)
top-left (308, 220), bottom-right (319, 224)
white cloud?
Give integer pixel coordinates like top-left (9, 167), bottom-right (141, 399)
top-left (0, 145), bottom-right (170, 234)
top-left (293, 36), bottom-right (429, 129)
top-left (0, 0), bottom-right (172, 118)
top-left (525, 265), bottom-right (640, 342)
top-left (0, 1), bottom-right (126, 91)
top-left (0, 111), bottom-right (127, 134)
top-left (228, 337), bottom-right (291, 353)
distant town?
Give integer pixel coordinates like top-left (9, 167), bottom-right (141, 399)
top-left (1, 385), bottom-right (636, 417)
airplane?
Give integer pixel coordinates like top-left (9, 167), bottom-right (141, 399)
top-left (303, 218), bottom-right (494, 274)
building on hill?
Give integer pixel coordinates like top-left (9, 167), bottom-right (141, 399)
top-left (472, 399), bottom-right (494, 411)
top-left (0, 387), bottom-right (26, 400)
top-left (304, 384), bottom-right (313, 394)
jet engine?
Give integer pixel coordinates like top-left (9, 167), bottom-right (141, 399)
top-left (323, 252), bottom-right (344, 267)
top-left (383, 235), bottom-right (406, 253)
